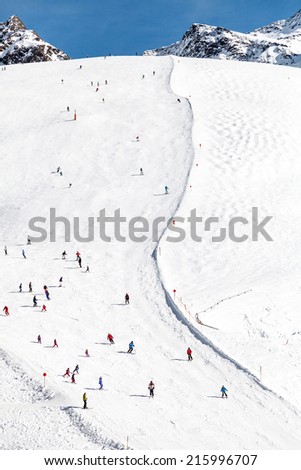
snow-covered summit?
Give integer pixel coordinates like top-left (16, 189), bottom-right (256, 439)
top-left (253, 8), bottom-right (301, 37)
top-left (144, 9), bottom-right (301, 67)
top-left (0, 15), bottom-right (70, 65)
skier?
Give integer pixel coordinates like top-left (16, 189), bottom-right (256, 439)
top-left (59, 276), bottom-right (63, 287)
top-left (57, 166), bottom-right (61, 173)
top-left (99, 376), bottom-right (103, 390)
top-left (165, 185), bottom-right (169, 194)
top-left (95, 87), bottom-right (99, 92)
top-left (105, 80), bottom-right (108, 85)
top-left (127, 341), bottom-right (134, 353)
top-left (221, 385), bottom-right (228, 399)
top-left (63, 368), bottom-right (70, 377)
top-left (71, 373), bottom-right (76, 384)
top-left (60, 171), bottom-right (63, 176)
top-left (85, 349), bottom-right (90, 357)
top-left (69, 183), bottom-right (72, 188)
top-left (45, 289), bottom-right (50, 301)
top-left (177, 98), bottom-right (181, 103)
top-left (76, 251), bottom-right (81, 260)
top-left (22, 249), bottom-right (26, 259)
top-left (33, 295), bottom-right (37, 307)
top-left (53, 339), bottom-right (58, 348)
top-left (73, 364), bottom-right (79, 374)
top-left (148, 381), bottom-right (155, 398)
top-left (83, 392), bottom-right (87, 408)
top-left (91, 81), bottom-right (93, 86)
top-left (19, 283), bottom-right (22, 292)
top-left (29, 282), bottom-right (32, 292)
top-left (78, 256), bottom-right (82, 268)
top-left (153, 71), bottom-right (155, 76)
top-left (142, 74), bottom-right (145, 79)
top-left (85, 265), bottom-right (90, 273)
top-left (27, 235), bottom-right (31, 245)
top-left (41, 304), bottom-right (47, 312)
top-left (107, 333), bottom-right (114, 344)
top-left (136, 136), bottom-right (140, 142)
top-left (4, 246), bottom-right (7, 255)
top-left (140, 168), bottom-right (144, 176)
top-left (62, 250), bottom-right (67, 260)
top-left (125, 293), bottom-right (130, 304)
top-left (3, 306), bottom-right (9, 316)
top-left (187, 347), bottom-right (193, 361)
top-left (67, 106), bottom-right (70, 111)
top-left (37, 334), bottom-right (41, 344)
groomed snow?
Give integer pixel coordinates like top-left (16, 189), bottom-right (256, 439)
top-left (0, 55), bottom-right (300, 450)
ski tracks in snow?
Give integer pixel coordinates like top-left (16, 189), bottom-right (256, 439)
top-left (0, 349), bottom-right (123, 449)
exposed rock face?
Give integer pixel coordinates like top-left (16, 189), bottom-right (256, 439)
top-left (144, 9), bottom-right (301, 67)
top-left (0, 15), bottom-right (70, 65)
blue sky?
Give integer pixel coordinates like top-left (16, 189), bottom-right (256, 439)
top-left (1, 1), bottom-right (301, 58)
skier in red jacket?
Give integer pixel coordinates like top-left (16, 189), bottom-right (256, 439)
top-left (187, 347), bottom-right (193, 361)
top-left (53, 339), bottom-right (58, 348)
top-left (107, 333), bottom-right (114, 344)
top-left (3, 306), bottom-right (9, 316)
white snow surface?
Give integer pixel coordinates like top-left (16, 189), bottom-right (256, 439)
top-left (0, 55), bottom-right (301, 450)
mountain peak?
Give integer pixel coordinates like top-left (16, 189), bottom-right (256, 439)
top-left (6, 15), bottom-right (26, 31)
top-left (0, 15), bottom-right (70, 65)
top-left (144, 9), bottom-right (301, 68)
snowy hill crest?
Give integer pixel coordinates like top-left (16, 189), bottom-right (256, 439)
top-left (0, 15), bottom-right (70, 65)
top-left (144, 9), bottom-right (301, 67)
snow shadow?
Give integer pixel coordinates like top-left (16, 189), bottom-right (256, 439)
top-left (130, 394), bottom-right (149, 398)
top-left (171, 358), bottom-right (187, 362)
top-left (62, 406), bottom-right (82, 410)
top-left (153, 193), bottom-right (166, 196)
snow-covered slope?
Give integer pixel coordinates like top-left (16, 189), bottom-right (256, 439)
top-left (0, 55), bottom-right (301, 450)
top-left (159, 57), bottom-right (301, 413)
top-left (144, 9), bottom-right (301, 67)
top-left (0, 15), bottom-right (69, 65)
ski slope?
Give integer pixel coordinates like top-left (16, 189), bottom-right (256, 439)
top-left (0, 55), bottom-right (300, 450)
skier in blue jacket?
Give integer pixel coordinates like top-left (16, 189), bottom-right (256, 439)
top-left (221, 385), bottom-right (228, 398)
top-left (127, 341), bottom-right (135, 353)
top-left (99, 376), bottom-right (103, 390)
